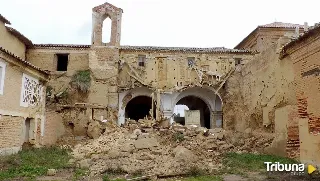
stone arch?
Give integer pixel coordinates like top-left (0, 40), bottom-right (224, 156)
top-left (92, 2), bottom-right (123, 46)
top-left (118, 87), bottom-right (154, 125)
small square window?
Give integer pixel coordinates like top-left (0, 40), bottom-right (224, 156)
top-left (138, 55), bottom-right (146, 67)
top-left (187, 57), bottom-right (195, 67)
top-left (56, 54), bottom-right (69, 71)
top-left (0, 61), bottom-right (6, 95)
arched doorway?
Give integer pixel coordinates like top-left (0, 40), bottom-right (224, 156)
top-left (174, 96), bottom-right (211, 129)
top-left (125, 96), bottom-right (156, 121)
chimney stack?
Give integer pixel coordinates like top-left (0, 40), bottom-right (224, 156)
top-left (304, 22), bottom-right (309, 32)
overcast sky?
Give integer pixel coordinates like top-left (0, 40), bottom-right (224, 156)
top-left (1, 0), bottom-right (318, 48)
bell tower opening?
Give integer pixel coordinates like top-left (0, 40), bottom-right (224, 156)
top-left (92, 2), bottom-right (123, 46)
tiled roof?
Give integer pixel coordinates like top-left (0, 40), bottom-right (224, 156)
top-left (6, 26), bottom-right (33, 47)
top-left (258, 22), bottom-right (304, 29)
top-left (280, 23), bottom-right (320, 59)
top-left (32, 44), bottom-right (91, 49)
top-left (0, 46), bottom-right (48, 75)
top-left (0, 14), bottom-right (10, 25)
top-left (120, 45), bottom-right (252, 53)
top-left (235, 22), bottom-right (304, 49)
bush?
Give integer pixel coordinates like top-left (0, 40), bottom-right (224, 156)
top-left (70, 70), bottom-right (91, 93)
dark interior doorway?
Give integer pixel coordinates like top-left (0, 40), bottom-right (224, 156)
top-left (125, 96), bottom-right (156, 120)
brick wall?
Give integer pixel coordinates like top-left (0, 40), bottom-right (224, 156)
top-left (0, 115), bottom-right (23, 154)
top-left (286, 31), bottom-right (320, 162)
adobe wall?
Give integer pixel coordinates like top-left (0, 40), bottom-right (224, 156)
top-left (0, 22), bottom-right (26, 59)
top-left (118, 50), bottom-right (253, 91)
top-left (88, 47), bottom-right (118, 108)
top-left (223, 38), bottom-right (297, 156)
top-left (41, 111), bottom-right (65, 145)
top-left (27, 48), bottom-right (90, 104)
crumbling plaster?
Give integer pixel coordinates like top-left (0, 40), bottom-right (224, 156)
top-left (118, 51), bottom-right (252, 91)
top-left (224, 37), bottom-right (297, 133)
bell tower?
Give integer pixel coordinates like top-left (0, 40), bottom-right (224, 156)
top-left (91, 2), bottom-right (123, 47)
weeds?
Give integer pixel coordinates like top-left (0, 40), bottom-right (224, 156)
top-left (70, 70), bottom-right (91, 93)
top-left (173, 132), bottom-right (185, 142)
top-left (0, 147), bottom-right (71, 180)
top-left (222, 152), bottom-right (299, 173)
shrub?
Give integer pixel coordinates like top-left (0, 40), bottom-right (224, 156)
top-left (70, 70), bottom-right (91, 93)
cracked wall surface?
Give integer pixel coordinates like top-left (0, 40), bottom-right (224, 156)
top-left (118, 50), bottom-right (253, 92)
top-left (223, 35), bottom-right (298, 157)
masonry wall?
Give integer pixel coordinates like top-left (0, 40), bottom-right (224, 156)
top-left (88, 47), bottom-right (119, 108)
top-left (223, 39), bottom-right (297, 157)
top-left (27, 48), bottom-right (90, 104)
top-left (119, 50), bottom-right (253, 91)
top-left (0, 22), bottom-right (26, 60)
top-left (0, 55), bottom-right (47, 155)
top-left (286, 33), bottom-right (320, 164)
top-left (0, 116), bottom-right (24, 155)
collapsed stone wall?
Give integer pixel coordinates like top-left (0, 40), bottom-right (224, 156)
top-left (223, 40), bottom-right (297, 157)
top-left (54, 104), bottom-right (118, 140)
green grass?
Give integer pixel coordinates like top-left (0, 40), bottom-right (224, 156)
top-left (0, 147), bottom-right (72, 180)
top-left (73, 168), bottom-right (88, 181)
top-left (222, 152), bottom-right (299, 174)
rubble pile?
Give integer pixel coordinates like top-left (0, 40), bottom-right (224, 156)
top-left (69, 119), bottom-right (274, 178)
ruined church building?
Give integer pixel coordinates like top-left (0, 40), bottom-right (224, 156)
top-left (0, 2), bottom-right (320, 166)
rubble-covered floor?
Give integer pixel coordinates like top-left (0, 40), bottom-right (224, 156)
top-left (56, 119), bottom-right (276, 180)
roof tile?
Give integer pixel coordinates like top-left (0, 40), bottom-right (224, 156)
top-left (0, 46), bottom-right (48, 75)
top-left (120, 45), bottom-right (252, 53)
top-left (258, 22), bottom-right (304, 28)
top-left (0, 14), bottom-right (11, 25)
